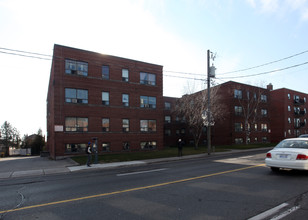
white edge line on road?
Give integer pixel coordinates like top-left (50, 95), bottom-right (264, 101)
top-left (270, 205), bottom-right (300, 220)
top-left (117, 168), bottom-right (168, 177)
top-left (248, 203), bottom-right (289, 220)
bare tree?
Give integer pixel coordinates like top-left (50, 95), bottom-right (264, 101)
top-left (173, 82), bottom-right (226, 149)
top-left (235, 85), bottom-right (267, 144)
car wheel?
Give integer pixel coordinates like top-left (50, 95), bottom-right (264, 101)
top-left (270, 167), bottom-right (280, 172)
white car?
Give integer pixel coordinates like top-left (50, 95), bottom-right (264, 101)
top-left (265, 138), bottom-right (308, 171)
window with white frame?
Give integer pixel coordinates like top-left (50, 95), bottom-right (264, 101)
top-left (102, 143), bottom-right (110, 152)
top-left (140, 141), bottom-right (157, 150)
top-left (261, 109), bottom-right (267, 116)
top-left (140, 72), bottom-right (156, 85)
top-left (234, 89), bottom-right (242, 99)
top-left (261, 123), bottom-right (268, 132)
top-left (65, 59), bottom-right (88, 76)
top-left (261, 95), bottom-right (267, 102)
top-left (235, 123), bottom-right (243, 132)
top-left (140, 96), bottom-right (156, 108)
top-left (102, 92), bottom-right (109, 105)
top-left (122, 94), bottom-right (129, 107)
top-left (65, 117), bottom-right (88, 132)
top-left (65, 143), bottom-right (87, 153)
top-left (140, 120), bottom-right (156, 132)
top-left (165, 116), bottom-right (171, 123)
top-left (102, 118), bottom-right (110, 132)
top-left (65, 88), bottom-right (88, 104)
top-left (122, 69), bottom-right (129, 82)
top-left (165, 102), bottom-right (171, 110)
top-left (235, 106), bottom-right (243, 116)
top-left (102, 65), bottom-right (109, 79)
top-left (122, 119), bottom-right (129, 132)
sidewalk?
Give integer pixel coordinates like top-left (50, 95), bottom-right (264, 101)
top-left (0, 148), bottom-right (271, 179)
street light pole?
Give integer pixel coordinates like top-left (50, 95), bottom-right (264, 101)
top-left (207, 49), bottom-right (211, 155)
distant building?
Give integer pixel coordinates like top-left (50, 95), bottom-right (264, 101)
top-left (270, 88), bottom-right (308, 142)
top-left (163, 81), bottom-right (272, 146)
top-left (47, 45), bottom-right (163, 159)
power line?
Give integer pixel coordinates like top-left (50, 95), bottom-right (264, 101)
top-left (0, 50), bottom-right (51, 60)
top-left (216, 49), bottom-right (308, 75)
top-left (217, 60), bottom-right (308, 80)
top-left (0, 47), bottom-right (52, 57)
top-left (163, 74), bottom-right (205, 81)
top-left (163, 70), bottom-right (204, 77)
top-left (1, 46), bottom-right (308, 81)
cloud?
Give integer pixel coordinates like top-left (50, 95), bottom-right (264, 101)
top-left (246, 0), bottom-right (308, 23)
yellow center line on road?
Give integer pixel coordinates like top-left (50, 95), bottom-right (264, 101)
top-left (0, 163), bottom-right (266, 214)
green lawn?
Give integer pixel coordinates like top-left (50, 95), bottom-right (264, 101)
top-left (71, 143), bottom-right (275, 165)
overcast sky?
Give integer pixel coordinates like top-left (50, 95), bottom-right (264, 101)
top-left (1, 0), bottom-right (308, 137)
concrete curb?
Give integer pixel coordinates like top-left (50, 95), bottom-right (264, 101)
top-left (0, 147), bottom-right (271, 179)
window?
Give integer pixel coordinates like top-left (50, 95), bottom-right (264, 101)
top-left (65, 88), bottom-right (88, 104)
top-left (102, 143), bottom-right (110, 152)
top-left (164, 129), bottom-right (171, 136)
top-left (122, 119), bottom-right (129, 132)
top-left (261, 95), bottom-right (267, 102)
top-left (102, 118), bottom-right (110, 132)
top-left (65, 143), bottom-right (86, 153)
top-left (122, 69), bottom-right (129, 82)
top-left (235, 123), bottom-right (243, 132)
top-left (140, 141), bottom-right (157, 150)
top-left (122, 94), bottom-right (129, 107)
top-left (140, 72), bottom-right (156, 85)
top-left (235, 106), bottom-right (243, 116)
top-left (65, 59), bottom-right (88, 76)
top-left (254, 123), bottom-right (258, 131)
top-left (102, 65), bottom-right (109, 79)
top-left (261, 123), bottom-right (268, 132)
top-left (235, 138), bottom-right (243, 144)
top-left (140, 96), bottom-right (156, 108)
top-left (234, 89), bottom-right (242, 99)
top-left (140, 120), bottom-right (156, 132)
top-left (65, 117), bottom-right (88, 132)
top-left (123, 142), bottom-right (130, 150)
top-left (165, 116), bottom-right (171, 123)
top-left (294, 107), bottom-right (300, 115)
top-left (165, 102), bottom-right (171, 110)
top-left (261, 109), bottom-right (267, 116)
top-left (181, 128), bottom-right (186, 134)
top-left (102, 92), bottom-right (109, 105)
top-left (288, 118), bottom-right (291, 124)
top-left (288, 94), bottom-right (291, 99)
top-left (288, 106), bottom-right (291, 111)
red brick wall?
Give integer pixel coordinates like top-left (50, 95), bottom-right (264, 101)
top-left (47, 45), bottom-right (163, 158)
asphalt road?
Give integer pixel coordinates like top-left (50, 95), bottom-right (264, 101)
top-left (1, 150), bottom-right (308, 220)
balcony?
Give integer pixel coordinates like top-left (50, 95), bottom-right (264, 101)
top-left (294, 99), bottom-right (305, 105)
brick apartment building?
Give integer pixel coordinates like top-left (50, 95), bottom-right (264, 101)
top-left (47, 45), bottom-right (163, 159)
top-left (163, 81), bottom-right (272, 147)
top-left (47, 45), bottom-right (308, 158)
top-left (270, 87), bottom-right (308, 142)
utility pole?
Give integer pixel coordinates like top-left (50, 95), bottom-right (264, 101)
top-left (207, 49), bottom-right (211, 155)
top-left (206, 49), bottom-right (216, 155)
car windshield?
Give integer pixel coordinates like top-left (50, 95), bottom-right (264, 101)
top-left (275, 140), bottom-right (308, 149)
